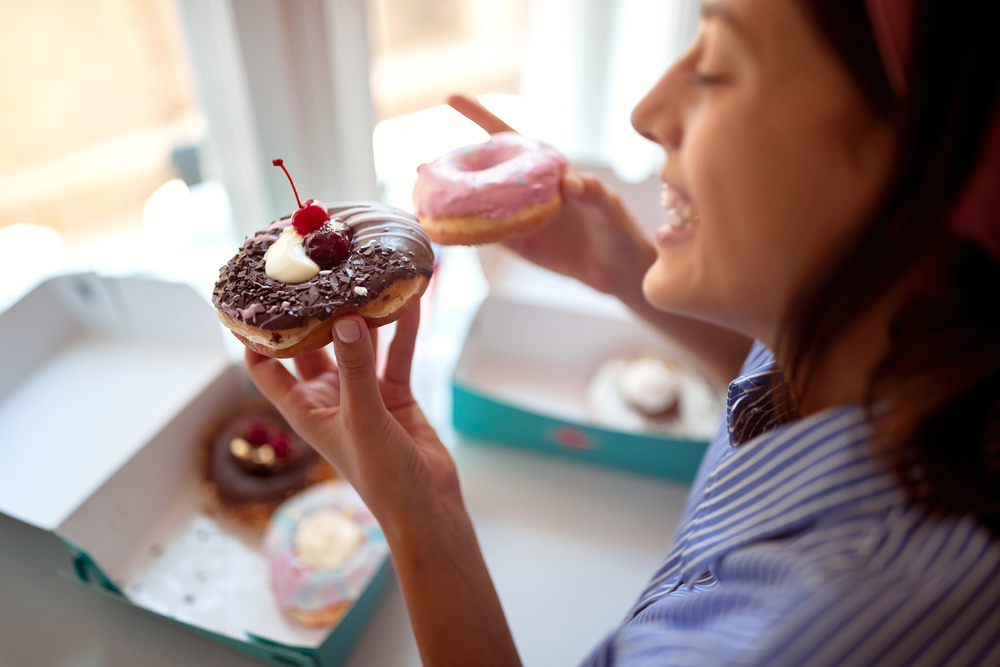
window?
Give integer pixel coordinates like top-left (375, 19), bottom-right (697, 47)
top-left (368, 0), bottom-right (527, 121)
top-left (0, 0), bottom-right (205, 246)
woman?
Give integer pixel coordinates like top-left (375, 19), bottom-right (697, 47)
top-left (246, 0), bottom-right (1000, 664)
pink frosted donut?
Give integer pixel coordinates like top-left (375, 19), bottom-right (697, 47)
top-left (413, 131), bottom-right (568, 245)
top-left (263, 481), bottom-right (388, 627)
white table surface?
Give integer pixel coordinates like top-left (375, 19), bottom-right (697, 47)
top-left (0, 219), bottom-right (694, 667)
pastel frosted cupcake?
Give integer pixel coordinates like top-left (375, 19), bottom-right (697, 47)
top-left (263, 481), bottom-right (388, 627)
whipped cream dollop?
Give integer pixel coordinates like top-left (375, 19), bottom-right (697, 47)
top-left (618, 357), bottom-right (683, 415)
top-left (264, 225), bottom-right (320, 284)
top-left (294, 509), bottom-right (363, 570)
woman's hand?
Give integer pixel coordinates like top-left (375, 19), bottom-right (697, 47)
top-left (244, 304), bottom-right (456, 522)
top-left (448, 94), bottom-right (753, 384)
top-left (448, 94), bottom-right (658, 306)
top-left (244, 306), bottom-right (522, 666)
top-left (504, 170), bottom-right (658, 304)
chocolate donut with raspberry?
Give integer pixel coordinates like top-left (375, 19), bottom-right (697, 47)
top-left (213, 160), bottom-right (434, 358)
top-left (204, 405), bottom-right (335, 528)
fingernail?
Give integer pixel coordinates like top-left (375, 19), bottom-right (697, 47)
top-left (564, 172), bottom-right (584, 196)
top-left (335, 319), bottom-right (360, 343)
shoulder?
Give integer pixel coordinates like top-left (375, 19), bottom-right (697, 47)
top-left (744, 509), bottom-right (1000, 666)
top-left (589, 509), bottom-right (1000, 667)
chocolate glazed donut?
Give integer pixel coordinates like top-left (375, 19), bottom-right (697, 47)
top-left (213, 203), bottom-right (434, 358)
top-left (203, 405), bottom-right (336, 528)
top-left (208, 410), bottom-right (317, 504)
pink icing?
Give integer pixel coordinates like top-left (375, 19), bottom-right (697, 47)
top-left (269, 553), bottom-right (312, 603)
top-left (238, 303), bottom-right (265, 319)
top-left (263, 484), bottom-right (388, 618)
top-left (413, 131), bottom-right (568, 219)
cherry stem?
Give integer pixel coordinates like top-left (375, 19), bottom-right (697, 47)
top-left (272, 158), bottom-right (303, 208)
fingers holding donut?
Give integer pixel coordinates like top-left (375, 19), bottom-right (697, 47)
top-left (421, 96), bottom-right (629, 247)
top-left (433, 97), bottom-right (655, 301)
top-left (560, 169), bottom-right (619, 206)
top-left (419, 96), bottom-right (624, 247)
top-left (292, 345), bottom-right (339, 383)
top-left (499, 167), bottom-right (655, 298)
top-left (214, 203), bottom-right (434, 359)
top-left (382, 301), bottom-right (420, 392)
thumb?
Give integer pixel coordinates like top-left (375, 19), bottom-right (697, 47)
top-left (331, 316), bottom-right (386, 428)
top-left (562, 169), bottom-right (586, 200)
top-left (562, 169), bottom-right (615, 207)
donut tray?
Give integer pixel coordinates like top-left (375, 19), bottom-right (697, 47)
top-left (453, 293), bottom-right (723, 482)
top-left (0, 273), bottom-right (391, 667)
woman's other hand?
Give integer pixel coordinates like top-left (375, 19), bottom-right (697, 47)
top-left (447, 94), bottom-right (658, 307)
top-left (448, 94), bottom-right (752, 384)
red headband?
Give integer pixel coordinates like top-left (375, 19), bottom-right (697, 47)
top-left (865, 0), bottom-right (1000, 261)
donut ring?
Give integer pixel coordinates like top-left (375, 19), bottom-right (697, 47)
top-left (263, 481), bottom-right (388, 628)
top-left (201, 402), bottom-right (336, 529)
top-left (413, 131), bottom-right (568, 245)
top-left (213, 203), bottom-right (434, 358)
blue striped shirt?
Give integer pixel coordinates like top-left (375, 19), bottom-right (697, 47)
top-left (582, 342), bottom-right (1000, 666)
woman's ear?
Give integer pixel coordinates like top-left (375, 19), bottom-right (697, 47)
top-left (845, 106), bottom-right (896, 182)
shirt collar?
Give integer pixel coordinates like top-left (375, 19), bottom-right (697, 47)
top-left (678, 403), bottom-right (901, 587)
top-left (727, 348), bottom-right (795, 447)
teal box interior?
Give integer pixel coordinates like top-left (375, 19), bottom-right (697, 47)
top-left (452, 296), bottom-right (722, 483)
top-left (0, 274), bottom-right (391, 666)
top-left (62, 535), bottom-right (392, 667)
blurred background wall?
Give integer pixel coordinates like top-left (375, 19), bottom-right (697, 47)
top-left (0, 0), bottom-right (202, 244)
top-left (0, 0), bottom-right (699, 250)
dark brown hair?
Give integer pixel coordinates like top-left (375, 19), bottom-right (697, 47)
top-left (787, 0), bottom-right (1000, 534)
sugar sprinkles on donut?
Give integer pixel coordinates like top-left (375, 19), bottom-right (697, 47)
top-left (413, 131), bottom-right (569, 245)
top-left (213, 159), bottom-right (434, 358)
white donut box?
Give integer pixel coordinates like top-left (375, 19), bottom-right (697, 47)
top-left (451, 165), bottom-right (725, 482)
top-left (0, 273), bottom-right (390, 667)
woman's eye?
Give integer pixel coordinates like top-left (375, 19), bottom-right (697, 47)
top-left (687, 71), bottom-right (727, 86)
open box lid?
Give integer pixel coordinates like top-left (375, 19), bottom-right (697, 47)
top-left (454, 294), bottom-right (719, 426)
top-left (0, 273), bottom-right (229, 530)
top-left (45, 361), bottom-right (392, 659)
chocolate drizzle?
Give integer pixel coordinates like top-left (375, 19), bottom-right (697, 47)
top-left (213, 203), bottom-right (434, 330)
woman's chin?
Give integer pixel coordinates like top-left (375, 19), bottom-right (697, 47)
top-left (642, 257), bottom-right (690, 313)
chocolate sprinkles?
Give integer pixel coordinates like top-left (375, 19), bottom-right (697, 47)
top-left (213, 203), bottom-right (434, 331)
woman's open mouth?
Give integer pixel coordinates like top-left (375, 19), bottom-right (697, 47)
top-left (657, 183), bottom-right (699, 244)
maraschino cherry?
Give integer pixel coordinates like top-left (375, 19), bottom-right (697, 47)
top-left (303, 221), bottom-right (353, 270)
top-left (230, 422), bottom-right (291, 471)
top-left (247, 422), bottom-right (269, 446)
top-left (272, 158), bottom-right (330, 235)
top-left (270, 432), bottom-right (290, 458)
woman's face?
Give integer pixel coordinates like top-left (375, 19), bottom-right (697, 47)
top-left (634, 0), bottom-right (895, 344)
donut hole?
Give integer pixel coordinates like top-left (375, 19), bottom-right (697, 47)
top-left (456, 143), bottom-right (524, 172)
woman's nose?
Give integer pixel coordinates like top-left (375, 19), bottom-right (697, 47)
top-left (632, 61), bottom-right (688, 153)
